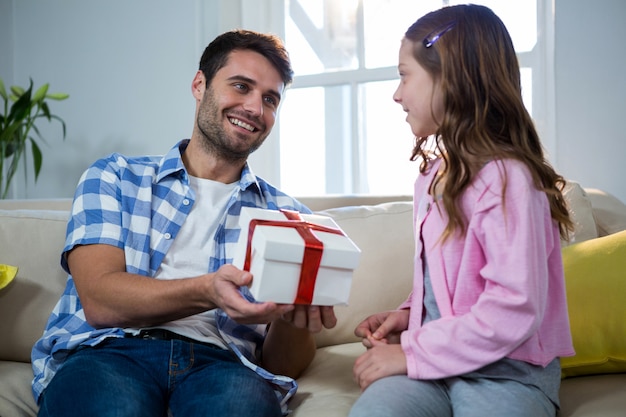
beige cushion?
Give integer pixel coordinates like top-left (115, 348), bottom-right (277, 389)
top-left (0, 209), bottom-right (69, 362)
top-left (0, 198), bottom-right (72, 211)
top-left (559, 373), bottom-right (626, 417)
top-left (563, 181), bottom-right (598, 244)
top-left (290, 342), bottom-right (364, 416)
top-left (313, 202), bottom-right (414, 348)
top-left (585, 188), bottom-right (626, 237)
top-left (0, 361), bottom-right (38, 417)
top-left (298, 195), bottom-right (412, 212)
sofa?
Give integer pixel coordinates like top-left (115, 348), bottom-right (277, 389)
top-left (1, 182), bottom-right (625, 417)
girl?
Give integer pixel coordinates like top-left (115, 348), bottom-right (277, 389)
top-left (349, 5), bottom-right (575, 417)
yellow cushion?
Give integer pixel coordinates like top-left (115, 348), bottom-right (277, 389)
top-left (560, 230), bottom-right (626, 378)
top-left (0, 264), bottom-right (18, 290)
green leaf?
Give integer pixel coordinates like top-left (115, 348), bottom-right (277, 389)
top-left (30, 140), bottom-right (43, 179)
top-left (4, 140), bottom-right (22, 188)
top-left (8, 90), bottom-right (32, 122)
top-left (30, 123), bottom-right (44, 142)
top-left (0, 78), bottom-right (7, 100)
top-left (1, 78), bottom-right (68, 197)
top-left (10, 85), bottom-right (25, 96)
top-left (41, 101), bottom-right (52, 120)
top-left (32, 83), bottom-right (49, 103)
top-left (0, 121), bottom-right (23, 151)
top-left (46, 92), bottom-right (69, 101)
top-left (49, 115), bottom-right (67, 139)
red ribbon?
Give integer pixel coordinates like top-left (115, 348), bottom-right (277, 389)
top-left (243, 209), bottom-right (344, 304)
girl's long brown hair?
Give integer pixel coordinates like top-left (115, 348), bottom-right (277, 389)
top-left (406, 4), bottom-right (573, 241)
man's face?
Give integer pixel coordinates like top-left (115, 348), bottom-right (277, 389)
top-left (195, 49), bottom-right (285, 162)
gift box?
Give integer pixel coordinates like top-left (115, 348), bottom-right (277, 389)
top-left (232, 207), bottom-right (361, 305)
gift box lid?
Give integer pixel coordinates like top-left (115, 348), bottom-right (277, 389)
top-left (234, 207), bottom-right (361, 270)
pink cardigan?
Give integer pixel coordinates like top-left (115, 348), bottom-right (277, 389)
top-left (400, 158), bottom-right (575, 380)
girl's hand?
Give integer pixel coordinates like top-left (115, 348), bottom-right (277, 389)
top-left (353, 343), bottom-right (407, 390)
top-left (354, 309), bottom-right (409, 347)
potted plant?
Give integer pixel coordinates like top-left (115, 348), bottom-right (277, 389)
top-left (0, 77), bottom-right (69, 199)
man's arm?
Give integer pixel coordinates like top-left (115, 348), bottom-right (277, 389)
top-left (68, 244), bottom-right (293, 329)
top-left (261, 305), bottom-right (337, 378)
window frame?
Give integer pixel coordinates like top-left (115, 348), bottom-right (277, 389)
top-left (218, 0), bottom-right (555, 196)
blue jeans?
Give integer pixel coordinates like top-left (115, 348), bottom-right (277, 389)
top-left (349, 375), bottom-right (556, 417)
top-left (37, 337), bottom-right (282, 417)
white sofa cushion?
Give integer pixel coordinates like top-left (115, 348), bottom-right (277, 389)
top-left (290, 342), bottom-right (364, 416)
top-left (0, 209), bottom-right (69, 362)
top-left (0, 362), bottom-right (39, 416)
top-left (585, 188), bottom-right (626, 236)
top-left (563, 181), bottom-right (598, 244)
top-left (314, 202), bottom-right (415, 348)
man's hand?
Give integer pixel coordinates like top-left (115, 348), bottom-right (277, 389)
top-left (280, 305), bottom-right (337, 333)
top-left (206, 264), bottom-right (295, 324)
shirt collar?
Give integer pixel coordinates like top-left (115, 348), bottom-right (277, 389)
top-left (155, 139), bottom-right (261, 195)
top-left (238, 163), bottom-right (261, 194)
top-left (155, 140), bottom-right (189, 183)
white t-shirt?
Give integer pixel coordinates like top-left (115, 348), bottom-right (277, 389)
top-left (128, 174), bottom-right (237, 348)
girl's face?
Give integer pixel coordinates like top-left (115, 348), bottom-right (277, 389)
top-left (393, 38), bottom-right (444, 138)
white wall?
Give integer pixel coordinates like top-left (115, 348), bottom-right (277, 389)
top-left (0, 0), bottom-right (231, 198)
top-left (554, 0), bottom-right (626, 202)
top-left (0, 1), bottom-right (12, 81)
top-left (1, 0), bottom-right (625, 203)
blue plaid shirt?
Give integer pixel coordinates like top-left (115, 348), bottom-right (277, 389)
top-left (31, 140), bottom-right (311, 412)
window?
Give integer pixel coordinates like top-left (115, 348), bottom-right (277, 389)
top-left (242, 0), bottom-right (553, 196)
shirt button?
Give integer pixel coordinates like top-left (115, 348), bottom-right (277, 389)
top-left (182, 199), bottom-right (190, 206)
top-left (164, 233), bottom-right (172, 240)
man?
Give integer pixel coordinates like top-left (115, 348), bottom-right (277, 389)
top-left (32, 29), bottom-right (336, 417)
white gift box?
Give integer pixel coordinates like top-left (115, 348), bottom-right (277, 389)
top-left (232, 207), bottom-right (361, 306)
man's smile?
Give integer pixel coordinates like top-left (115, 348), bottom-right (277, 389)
top-left (229, 117), bottom-right (258, 132)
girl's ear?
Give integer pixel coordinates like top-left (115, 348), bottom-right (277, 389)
top-left (191, 70), bottom-right (206, 100)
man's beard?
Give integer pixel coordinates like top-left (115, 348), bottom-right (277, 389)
top-left (196, 88), bottom-right (267, 163)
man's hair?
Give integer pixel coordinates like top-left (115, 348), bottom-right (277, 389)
top-left (199, 29), bottom-right (294, 87)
